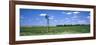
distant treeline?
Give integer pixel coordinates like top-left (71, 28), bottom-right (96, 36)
top-left (56, 24), bottom-right (90, 27)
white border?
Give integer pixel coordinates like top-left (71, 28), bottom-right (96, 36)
top-left (16, 5), bottom-right (94, 41)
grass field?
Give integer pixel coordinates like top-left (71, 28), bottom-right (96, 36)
top-left (20, 25), bottom-right (90, 36)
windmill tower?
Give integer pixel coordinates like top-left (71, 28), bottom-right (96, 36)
top-left (45, 14), bottom-right (49, 31)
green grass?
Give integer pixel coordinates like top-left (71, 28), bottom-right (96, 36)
top-left (20, 25), bottom-right (90, 36)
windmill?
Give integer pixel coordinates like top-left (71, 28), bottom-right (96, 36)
top-left (45, 14), bottom-right (49, 31)
top-left (40, 14), bottom-right (50, 32)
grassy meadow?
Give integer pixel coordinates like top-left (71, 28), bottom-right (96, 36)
top-left (20, 9), bottom-right (91, 36)
top-left (20, 25), bottom-right (90, 36)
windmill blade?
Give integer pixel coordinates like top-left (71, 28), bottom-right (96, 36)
top-left (45, 15), bottom-right (49, 19)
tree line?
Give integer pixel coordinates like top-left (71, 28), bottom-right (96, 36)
top-left (56, 24), bottom-right (90, 27)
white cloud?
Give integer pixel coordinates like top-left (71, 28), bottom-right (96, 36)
top-left (49, 17), bottom-right (54, 20)
top-left (62, 11), bottom-right (80, 15)
top-left (67, 12), bottom-right (72, 14)
top-left (49, 16), bottom-right (54, 20)
top-left (62, 12), bottom-right (72, 15)
top-left (71, 15), bottom-right (78, 19)
top-left (72, 19), bottom-right (79, 21)
top-left (40, 13), bottom-right (47, 16)
top-left (87, 16), bottom-right (90, 19)
top-left (78, 20), bottom-right (86, 23)
top-left (65, 20), bottom-right (70, 22)
top-left (39, 21), bottom-right (42, 23)
top-left (65, 18), bottom-right (69, 19)
top-left (54, 20), bottom-right (57, 22)
top-left (50, 16), bottom-right (54, 18)
top-left (73, 11), bottom-right (80, 14)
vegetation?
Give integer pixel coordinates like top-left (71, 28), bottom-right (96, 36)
top-left (20, 24), bottom-right (90, 36)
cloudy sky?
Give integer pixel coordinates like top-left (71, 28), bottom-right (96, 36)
top-left (20, 8), bottom-right (90, 26)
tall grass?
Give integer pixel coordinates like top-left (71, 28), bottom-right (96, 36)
top-left (20, 25), bottom-right (90, 36)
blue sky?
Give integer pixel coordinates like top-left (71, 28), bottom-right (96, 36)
top-left (20, 8), bottom-right (90, 26)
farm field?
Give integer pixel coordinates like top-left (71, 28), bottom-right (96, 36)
top-left (20, 25), bottom-right (90, 36)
